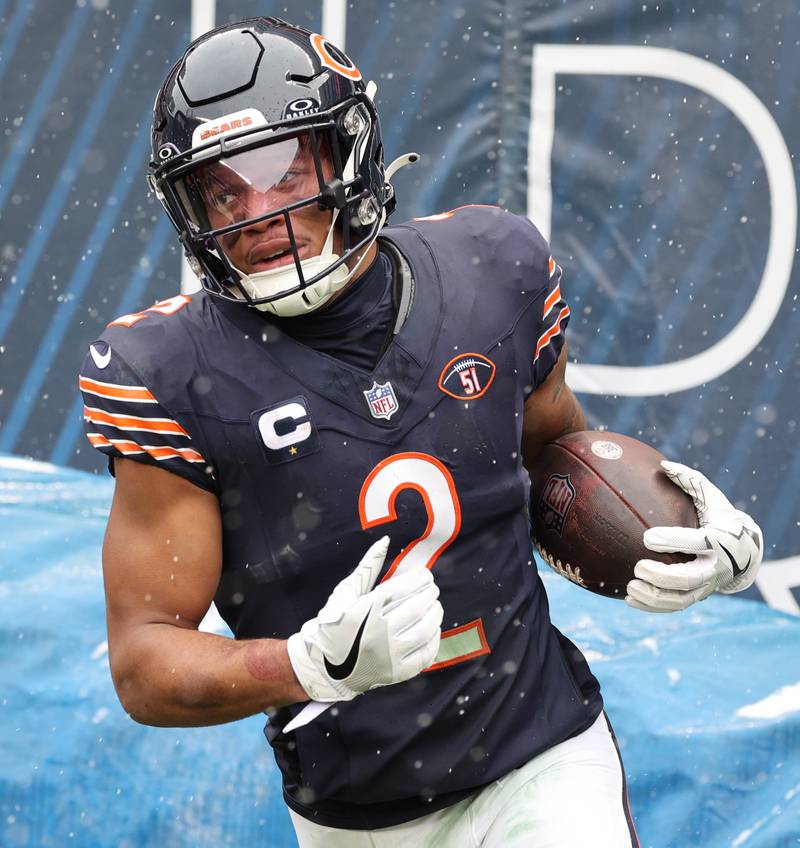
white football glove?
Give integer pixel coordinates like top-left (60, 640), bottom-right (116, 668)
top-left (625, 461), bottom-right (763, 614)
top-left (286, 536), bottom-right (443, 702)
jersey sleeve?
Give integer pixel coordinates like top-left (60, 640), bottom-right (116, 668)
top-left (509, 219), bottom-right (570, 397)
top-left (78, 343), bottom-right (217, 494)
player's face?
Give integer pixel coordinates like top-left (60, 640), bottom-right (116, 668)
top-left (194, 135), bottom-right (339, 274)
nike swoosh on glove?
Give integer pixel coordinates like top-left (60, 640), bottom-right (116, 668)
top-left (625, 460), bottom-right (763, 613)
top-left (287, 536), bottom-right (444, 702)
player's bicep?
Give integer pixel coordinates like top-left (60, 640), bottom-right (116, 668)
top-left (521, 344), bottom-right (587, 471)
top-left (103, 458), bottom-right (222, 652)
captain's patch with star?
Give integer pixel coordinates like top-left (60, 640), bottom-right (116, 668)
top-left (251, 396), bottom-right (320, 465)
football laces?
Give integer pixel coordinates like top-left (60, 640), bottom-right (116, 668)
top-left (534, 540), bottom-right (587, 588)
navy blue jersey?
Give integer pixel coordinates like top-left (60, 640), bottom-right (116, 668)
top-left (80, 206), bottom-right (601, 829)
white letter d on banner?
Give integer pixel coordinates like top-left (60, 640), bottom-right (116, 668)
top-left (528, 45), bottom-right (797, 396)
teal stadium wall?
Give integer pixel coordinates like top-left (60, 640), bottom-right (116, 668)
top-left (1, 1), bottom-right (798, 845)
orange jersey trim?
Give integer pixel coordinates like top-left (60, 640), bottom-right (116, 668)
top-left (83, 405), bottom-right (190, 437)
top-left (87, 433), bottom-right (205, 463)
top-left (108, 294), bottom-right (191, 328)
top-left (412, 203), bottom-right (502, 223)
top-left (534, 306), bottom-right (570, 362)
top-left (79, 376), bottom-right (157, 403)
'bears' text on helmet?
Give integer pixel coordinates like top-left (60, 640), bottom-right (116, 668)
top-left (149, 17), bottom-right (395, 316)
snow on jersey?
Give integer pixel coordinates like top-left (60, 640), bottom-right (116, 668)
top-left (80, 206), bottom-right (599, 829)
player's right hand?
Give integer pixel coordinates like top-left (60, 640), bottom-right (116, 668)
top-left (286, 537), bottom-right (443, 703)
top-left (626, 461), bottom-right (763, 613)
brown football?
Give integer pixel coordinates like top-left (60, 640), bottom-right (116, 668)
top-left (529, 431), bottom-right (698, 598)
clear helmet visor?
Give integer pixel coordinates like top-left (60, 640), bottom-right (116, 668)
top-left (186, 134), bottom-right (327, 231)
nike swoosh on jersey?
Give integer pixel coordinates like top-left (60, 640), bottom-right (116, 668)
top-left (719, 541), bottom-right (749, 577)
top-left (323, 609), bottom-right (371, 681)
top-left (89, 344), bottom-right (111, 369)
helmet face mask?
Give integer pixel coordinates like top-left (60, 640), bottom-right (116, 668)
top-left (149, 18), bottom-right (393, 316)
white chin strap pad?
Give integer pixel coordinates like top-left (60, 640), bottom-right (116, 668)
top-left (238, 253), bottom-right (349, 316)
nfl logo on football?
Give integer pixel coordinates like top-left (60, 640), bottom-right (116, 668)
top-left (363, 380), bottom-right (399, 420)
top-left (538, 474), bottom-right (576, 535)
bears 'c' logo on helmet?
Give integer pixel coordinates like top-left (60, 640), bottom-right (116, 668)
top-left (310, 33), bottom-right (362, 81)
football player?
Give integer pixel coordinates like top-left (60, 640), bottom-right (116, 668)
top-left (80, 18), bottom-right (763, 847)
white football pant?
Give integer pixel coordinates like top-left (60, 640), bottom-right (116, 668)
top-left (289, 711), bottom-right (639, 847)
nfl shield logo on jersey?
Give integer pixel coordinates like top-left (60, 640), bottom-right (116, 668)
top-left (363, 380), bottom-right (399, 420)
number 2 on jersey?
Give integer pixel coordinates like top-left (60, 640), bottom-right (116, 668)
top-left (358, 452), bottom-right (490, 672)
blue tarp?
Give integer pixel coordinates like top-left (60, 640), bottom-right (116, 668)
top-left (1, 455), bottom-right (798, 847)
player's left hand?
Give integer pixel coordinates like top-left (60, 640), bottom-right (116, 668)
top-left (625, 460), bottom-right (763, 613)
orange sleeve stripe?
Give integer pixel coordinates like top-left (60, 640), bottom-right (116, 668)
top-left (88, 433), bottom-right (145, 454)
top-left (79, 377), bottom-right (157, 402)
top-left (534, 306), bottom-right (570, 361)
top-left (143, 445), bottom-right (205, 462)
top-left (83, 405), bottom-right (190, 436)
top-left (542, 283), bottom-right (562, 319)
top-left (87, 432), bottom-right (114, 447)
top-left (87, 433), bottom-right (205, 463)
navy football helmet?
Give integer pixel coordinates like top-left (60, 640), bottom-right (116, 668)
top-left (149, 17), bottom-right (403, 316)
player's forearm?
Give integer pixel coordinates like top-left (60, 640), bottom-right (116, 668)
top-left (111, 624), bottom-right (308, 727)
